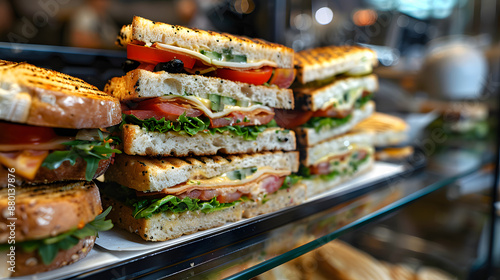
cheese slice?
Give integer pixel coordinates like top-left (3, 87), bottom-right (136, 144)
top-left (0, 150), bottom-right (49, 179)
top-left (155, 43), bottom-right (279, 69)
top-left (313, 144), bottom-right (373, 166)
top-left (159, 95), bottom-right (273, 119)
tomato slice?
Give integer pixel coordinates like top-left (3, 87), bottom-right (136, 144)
top-left (214, 67), bottom-right (273, 85)
top-left (312, 107), bottom-right (352, 118)
top-left (274, 109), bottom-right (314, 129)
top-left (0, 122), bottom-right (58, 145)
top-left (136, 99), bottom-right (203, 118)
top-left (123, 110), bottom-right (178, 121)
top-left (210, 110), bottom-right (275, 128)
top-left (127, 44), bottom-right (196, 69)
top-left (268, 68), bottom-right (296, 88)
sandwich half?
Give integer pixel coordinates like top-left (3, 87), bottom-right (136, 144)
top-left (0, 181), bottom-right (113, 277)
top-left (298, 130), bottom-right (374, 197)
top-left (0, 60), bottom-right (122, 187)
top-left (101, 151), bottom-right (300, 241)
top-left (275, 45), bottom-right (378, 147)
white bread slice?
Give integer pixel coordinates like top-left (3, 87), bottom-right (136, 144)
top-left (0, 181), bottom-right (102, 243)
top-left (0, 60), bottom-right (121, 128)
top-left (102, 195), bottom-right (243, 242)
top-left (243, 183), bottom-right (306, 218)
top-left (7, 236), bottom-right (95, 277)
top-left (105, 151), bottom-right (300, 192)
top-left (121, 124), bottom-right (296, 157)
top-left (295, 45), bottom-right (378, 84)
top-left (105, 69), bottom-right (294, 109)
top-left (295, 101), bottom-right (375, 148)
top-left (117, 16), bottom-right (294, 69)
top-left (355, 112), bottom-right (409, 147)
top-left (301, 129), bottom-right (373, 167)
top-left (315, 240), bottom-right (392, 280)
top-left (303, 154), bottom-right (373, 197)
top-left (294, 74), bottom-right (378, 111)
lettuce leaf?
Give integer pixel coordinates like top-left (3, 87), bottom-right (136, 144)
top-left (0, 207), bottom-right (113, 265)
top-left (355, 93), bottom-right (372, 108)
top-left (301, 114), bottom-right (352, 133)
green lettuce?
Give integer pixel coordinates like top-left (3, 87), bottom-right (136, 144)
top-left (301, 114), bottom-right (352, 133)
top-left (0, 207), bottom-right (113, 265)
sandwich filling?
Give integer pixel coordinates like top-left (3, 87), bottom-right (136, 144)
top-left (0, 121), bottom-right (120, 181)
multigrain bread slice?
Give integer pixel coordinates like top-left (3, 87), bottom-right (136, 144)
top-left (295, 101), bottom-right (375, 147)
top-left (117, 16), bottom-right (294, 69)
top-left (0, 181), bottom-right (102, 243)
top-left (105, 69), bottom-right (294, 109)
top-left (101, 195), bottom-right (243, 241)
top-left (105, 151), bottom-right (300, 192)
top-left (121, 125), bottom-right (296, 157)
top-left (355, 112), bottom-right (409, 147)
top-left (0, 60), bottom-right (121, 128)
top-left (295, 45), bottom-right (378, 84)
top-left (293, 74), bottom-right (378, 111)
top-left (242, 183), bottom-right (306, 218)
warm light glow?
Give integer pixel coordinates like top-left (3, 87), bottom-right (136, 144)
top-left (315, 7), bottom-right (334, 25)
top-left (353, 9), bottom-right (378, 26)
top-left (234, 0), bottom-right (255, 14)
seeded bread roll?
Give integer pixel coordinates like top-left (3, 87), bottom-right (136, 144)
top-left (121, 125), bottom-right (296, 157)
top-left (0, 60), bottom-right (121, 128)
top-left (293, 74), bottom-right (378, 111)
top-left (294, 101), bottom-right (375, 147)
top-left (105, 151), bottom-right (299, 192)
top-left (0, 181), bottom-right (102, 243)
top-left (242, 183), bottom-right (307, 218)
top-left (295, 45), bottom-right (378, 84)
top-left (105, 69), bottom-right (294, 109)
top-left (117, 16), bottom-right (294, 69)
top-left (102, 195), bottom-right (243, 242)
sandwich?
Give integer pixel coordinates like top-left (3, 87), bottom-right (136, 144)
top-left (107, 16), bottom-right (297, 157)
top-left (0, 60), bottom-right (122, 187)
top-left (298, 129), bottom-right (374, 197)
top-left (355, 112), bottom-right (413, 160)
top-left (101, 151), bottom-right (300, 241)
top-left (275, 45), bottom-right (378, 147)
top-left (0, 181), bottom-right (113, 277)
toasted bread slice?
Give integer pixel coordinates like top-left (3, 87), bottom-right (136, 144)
top-left (105, 69), bottom-right (294, 109)
top-left (105, 151), bottom-right (299, 192)
top-left (295, 45), bottom-right (378, 84)
top-left (117, 16), bottom-right (294, 69)
top-left (355, 112), bottom-right (409, 147)
top-left (121, 125), bottom-right (296, 157)
top-left (295, 101), bottom-right (375, 147)
top-left (102, 195), bottom-right (243, 242)
top-left (0, 60), bottom-right (121, 128)
top-left (0, 181), bottom-right (102, 243)
top-left (294, 74), bottom-right (378, 111)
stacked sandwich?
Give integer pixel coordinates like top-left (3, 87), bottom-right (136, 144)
top-left (274, 46), bottom-right (379, 196)
top-left (101, 16), bottom-right (304, 242)
top-left (0, 60), bottom-right (118, 276)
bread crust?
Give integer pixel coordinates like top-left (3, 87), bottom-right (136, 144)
top-left (105, 151), bottom-right (299, 192)
top-left (122, 125), bottom-right (296, 157)
top-left (0, 60), bottom-right (121, 128)
top-left (10, 236), bottom-right (96, 277)
top-left (295, 45), bottom-right (378, 84)
top-left (0, 181), bottom-right (102, 243)
top-left (117, 16), bottom-right (294, 69)
top-left (105, 69), bottom-right (294, 109)
top-left (102, 195), bottom-right (243, 241)
top-left (355, 112), bottom-right (409, 147)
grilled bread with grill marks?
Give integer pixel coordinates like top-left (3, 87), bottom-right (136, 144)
top-left (105, 69), bottom-right (294, 109)
top-left (0, 60), bottom-right (121, 128)
top-left (105, 151), bottom-right (299, 192)
top-left (355, 112), bottom-right (408, 147)
top-left (294, 45), bottom-right (378, 84)
top-left (116, 16), bottom-right (294, 69)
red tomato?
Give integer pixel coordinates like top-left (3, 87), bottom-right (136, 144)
top-left (0, 122), bottom-right (57, 145)
top-left (136, 99), bottom-right (203, 118)
top-left (137, 62), bottom-right (156, 71)
top-left (274, 109), bottom-right (314, 129)
top-left (268, 68), bottom-right (296, 88)
top-left (123, 110), bottom-right (178, 121)
top-left (217, 191), bottom-right (243, 203)
top-left (210, 110), bottom-right (275, 128)
top-left (127, 44), bottom-right (196, 69)
top-left (312, 107), bottom-right (352, 118)
top-left (214, 67), bottom-right (273, 85)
